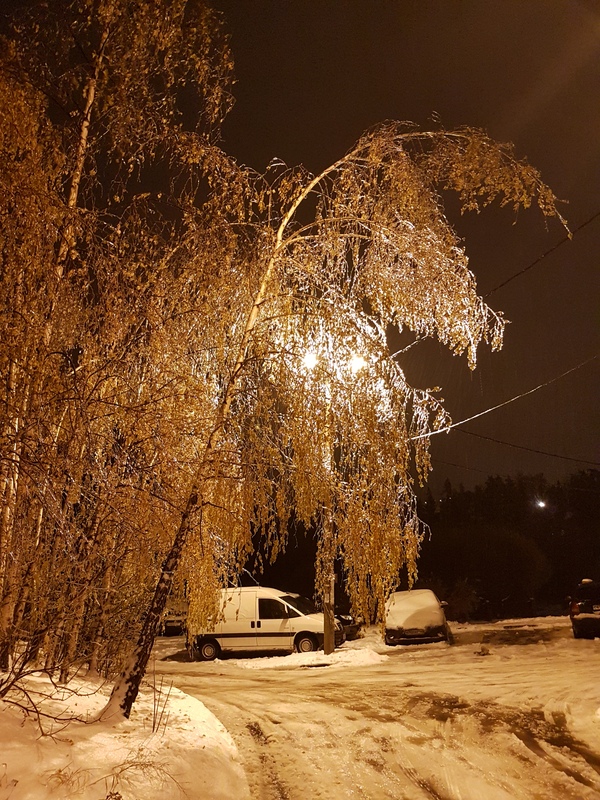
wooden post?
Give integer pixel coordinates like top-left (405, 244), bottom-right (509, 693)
top-left (324, 570), bottom-right (335, 654)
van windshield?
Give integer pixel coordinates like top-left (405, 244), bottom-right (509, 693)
top-left (281, 595), bottom-right (317, 616)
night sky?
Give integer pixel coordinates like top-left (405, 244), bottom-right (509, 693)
top-left (212, 0), bottom-right (600, 495)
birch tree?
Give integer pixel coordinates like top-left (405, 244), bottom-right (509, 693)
top-left (0, 0), bottom-right (237, 683)
top-left (106, 124), bottom-right (564, 717)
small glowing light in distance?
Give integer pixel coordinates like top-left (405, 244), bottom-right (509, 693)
top-left (536, 499), bottom-right (547, 509)
top-left (303, 352), bottom-right (318, 370)
top-left (350, 355), bottom-right (367, 374)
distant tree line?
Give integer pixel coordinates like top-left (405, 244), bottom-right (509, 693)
top-left (415, 470), bottom-right (600, 620)
top-left (256, 469), bottom-right (598, 621)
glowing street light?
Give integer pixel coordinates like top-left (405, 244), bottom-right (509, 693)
top-left (350, 354), bottom-right (367, 374)
top-left (303, 351), bottom-right (318, 370)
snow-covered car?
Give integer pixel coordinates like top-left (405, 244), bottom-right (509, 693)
top-left (569, 579), bottom-right (600, 639)
top-left (384, 589), bottom-right (452, 645)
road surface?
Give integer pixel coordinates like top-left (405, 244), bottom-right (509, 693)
top-left (153, 619), bottom-right (600, 800)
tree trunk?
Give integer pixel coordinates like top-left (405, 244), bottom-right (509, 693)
top-left (59, 588), bottom-right (88, 683)
top-left (0, 557), bottom-right (20, 672)
top-left (87, 564), bottom-right (112, 677)
top-left (43, 615), bottom-right (65, 673)
top-left (101, 488), bottom-right (199, 719)
top-left (0, 393), bottom-right (27, 671)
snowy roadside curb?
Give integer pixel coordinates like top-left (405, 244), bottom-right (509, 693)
top-left (228, 644), bottom-right (389, 670)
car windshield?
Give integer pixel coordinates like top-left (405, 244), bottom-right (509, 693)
top-left (281, 595), bottom-right (317, 615)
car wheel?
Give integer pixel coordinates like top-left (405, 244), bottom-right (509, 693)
top-left (295, 633), bottom-right (318, 653)
top-left (572, 626), bottom-right (584, 639)
top-left (197, 638), bottom-right (220, 661)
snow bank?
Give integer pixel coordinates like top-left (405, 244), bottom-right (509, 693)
top-left (228, 645), bottom-right (388, 670)
top-left (0, 674), bottom-right (249, 800)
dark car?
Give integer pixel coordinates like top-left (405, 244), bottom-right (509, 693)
top-left (569, 579), bottom-right (600, 639)
top-left (336, 613), bottom-right (362, 641)
top-left (159, 600), bottom-right (188, 636)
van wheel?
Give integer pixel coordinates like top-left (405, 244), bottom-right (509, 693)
top-left (295, 633), bottom-right (318, 653)
top-left (197, 638), bottom-right (220, 661)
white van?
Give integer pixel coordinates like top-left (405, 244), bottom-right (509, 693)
top-left (187, 586), bottom-right (344, 660)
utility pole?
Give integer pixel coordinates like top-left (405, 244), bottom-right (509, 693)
top-left (323, 569), bottom-right (335, 654)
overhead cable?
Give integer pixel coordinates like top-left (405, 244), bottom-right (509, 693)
top-left (456, 428), bottom-right (600, 467)
top-left (411, 353), bottom-right (599, 441)
top-left (430, 458), bottom-right (490, 476)
top-left (485, 209), bottom-right (600, 297)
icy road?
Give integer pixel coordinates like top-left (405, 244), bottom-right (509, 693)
top-left (153, 618), bottom-right (600, 800)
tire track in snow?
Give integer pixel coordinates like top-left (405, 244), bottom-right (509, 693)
top-left (409, 690), bottom-right (600, 797)
top-left (513, 730), bottom-right (598, 790)
top-left (200, 696), bottom-right (293, 800)
top-left (246, 720), bottom-right (291, 800)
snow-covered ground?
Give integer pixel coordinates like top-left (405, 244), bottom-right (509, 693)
top-left (0, 671), bottom-right (247, 800)
top-left (2, 616), bottom-right (599, 799)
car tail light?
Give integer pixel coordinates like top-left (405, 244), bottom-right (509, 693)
top-left (570, 600), bottom-right (581, 615)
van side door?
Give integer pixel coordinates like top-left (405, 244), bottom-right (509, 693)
top-left (257, 598), bottom-right (296, 651)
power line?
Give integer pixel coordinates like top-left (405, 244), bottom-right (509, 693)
top-left (393, 209), bottom-right (599, 357)
top-left (456, 428), bottom-right (600, 467)
top-left (431, 458), bottom-right (491, 476)
top-left (411, 353), bottom-right (599, 441)
top-left (423, 212), bottom-right (600, 473)
top-left (485, 209), bottom-right (600, 297)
